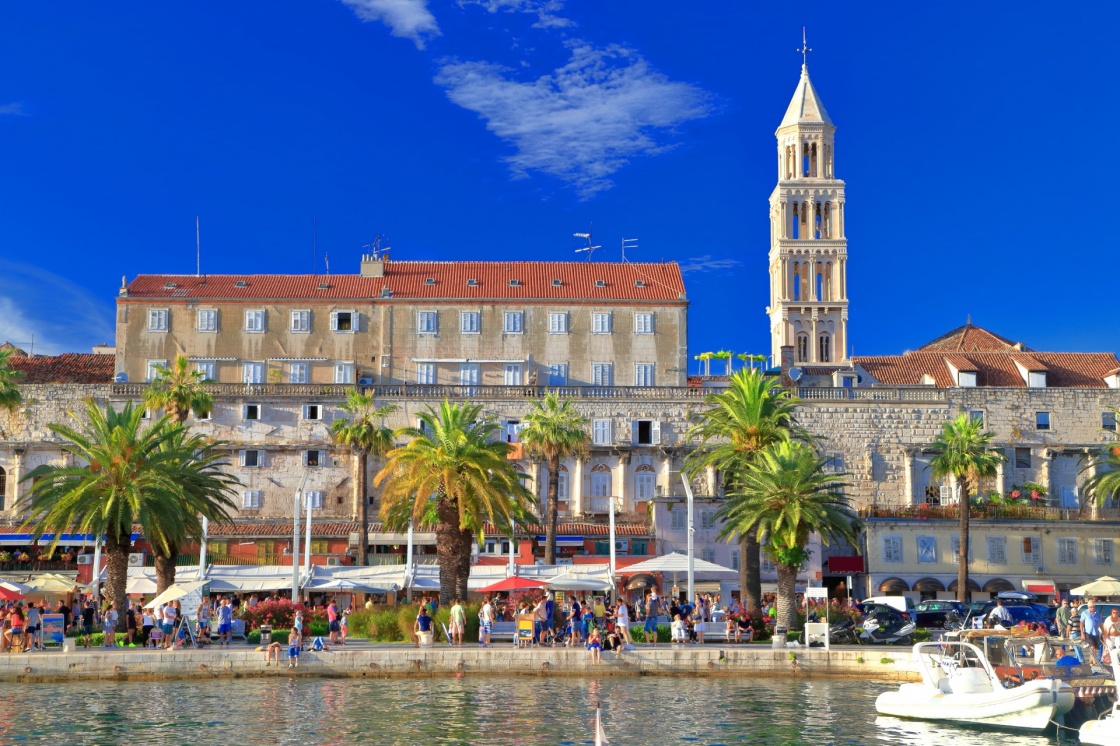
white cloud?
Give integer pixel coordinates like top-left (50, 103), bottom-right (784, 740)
top-left (458, 0), bottom-right (573, 29)
top-left (340, 0), bottom-right (440, 49)
top-left (0, 260), bottom-right (114, 355)
top-left (679, 255), bottom-right (741, 274)
top-left (435, 43), bottom-right (712, 197)
top-left (0, 102), bottom-right (27, 116)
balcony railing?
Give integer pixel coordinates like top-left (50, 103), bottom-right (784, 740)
top-left (110, 382), bottom-right (710, 401)
top-left (585, 496), bottom-right (623, 515)
top-left (862, 504), bottom-right (1120, 522)
top-left (795, 386), bottom-right (947, 402)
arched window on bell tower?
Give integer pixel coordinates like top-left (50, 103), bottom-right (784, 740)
top-left (819, 333), bottom-right (832, 363)
top-left (796, 333), bottom-right (809, 363)
top-left (792, 262), bottom-right (801, 300)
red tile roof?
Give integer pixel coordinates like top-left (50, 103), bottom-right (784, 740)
top-left (10, 353), bottom-right (115, 384)
top-left (123, 260), bottom-right (687, 303)
top-left (855, 351), bottom-right (1120, 388)
top-left (917, 323), bottom-right (1026, 353)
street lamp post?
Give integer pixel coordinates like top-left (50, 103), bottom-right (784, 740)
top-left (680, 473), bottom-right (695, 603)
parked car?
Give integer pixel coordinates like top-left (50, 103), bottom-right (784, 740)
top-left (972, 601), bottom-right (1051, 630)
top-left (913, 600), bottom-right (968, 629)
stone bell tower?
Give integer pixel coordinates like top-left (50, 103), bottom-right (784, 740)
top-left (766, 42), bottom-right (849, 366)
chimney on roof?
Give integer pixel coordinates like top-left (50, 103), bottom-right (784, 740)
top-left (361, 253), bottom-right (386, 278)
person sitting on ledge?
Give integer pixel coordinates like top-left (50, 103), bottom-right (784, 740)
top-left (264, 639), bottom-right (284, 666)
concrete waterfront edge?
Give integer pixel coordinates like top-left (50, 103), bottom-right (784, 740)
top-left (0, 646), bottom-right (921, 683)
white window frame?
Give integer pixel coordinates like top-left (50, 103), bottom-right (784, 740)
top-left (916, 535), bottom-right (937, 564)
top-left (241, 490), bottom-right (263, 509)
top-left (242, 361), bottom-right (264, 384)
top-left (503, 311), bottom-right (524, 334)
top-left (459, 363), bottom-right (479, 387)
top-left (290, 310), bottom-right (311, 333)
top-left (634, 312), bottom-right (654, 335)
top-left (592, 312), bottom-right (612, 335)
top-left (1036, 411), bottom-right (1051, 431)
top-left (590, 470), bottom-right (612, 497)
top-left (1057, 538), bottom-right (1078, 566)
top-left (986, 536), bottom-right (1007, 565)
top-left (731, 549), bottom-right (740, 571)
top-left (699, 509), bottom-right (716, 530)
top-left (1094, 538), bottom-right (1114, 566)
top-left (700, 548), bottom-right (716, 564)
top-left (195, 361), bottom-right (215, 381)
top-left (503, 364), bottom-right (522, 386)
top-left (242, 404), bottom-right (261, 421)
top-left (882, 535), bottom-right (902, 564)
top-left (670, 508), bottom-right (686, 531)
top-left (591, 363), bottom-right (613, 386)
top-left (635, 363), bottom-right (655, 387)
top-left (592, 419), bottom-right (612, 446)
top-left (196, 309), bottom-right (218, 332)
top-left (303, 450), bottom-right (324, 468)
top-left (334, 362), bottom-right (354, 385)
top-left (632, 419), bottom-right (661, 446)
top-left (288, 362), bottom-right (308, 384)
top-left (244, 310), bottom-right (266, 333)
top-left (417, 311), bottom-right (438, 335)
top-left (548, 312), bottom-right (569, 334)
top-left (147, 308), bottom-right (169, 332)
top-left (417, 363), bottom-right (436, 385)
top-left (635, 472), bottom-right (655, 501)
top-left (305, 490), bottom-right (323, 509)
top-left (1021, 536), bottom-right (1041, 565)
top-left (547, 363), bottom-right (568, 386)
top-left (330, 310), bottom-right (357, 333)
top-left (145, 360), bottom-right (167, 383)
top-left (239, 449), bottom-right (262, 468)
top-left (460, 311), bottom-right (480, 334)
top-left (301, 404), bottom-right (321, 421)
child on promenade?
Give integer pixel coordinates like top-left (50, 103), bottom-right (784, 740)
top-left (288, 629), bottom-right (301, 668)
top-left (587, 627), bottom-right (603, 664)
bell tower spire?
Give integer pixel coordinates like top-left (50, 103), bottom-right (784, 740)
top-left (767, 34), bottom-right (848, 367)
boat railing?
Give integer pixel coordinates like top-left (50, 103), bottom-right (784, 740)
top-left (912, 641), bottom-right (1002, 690)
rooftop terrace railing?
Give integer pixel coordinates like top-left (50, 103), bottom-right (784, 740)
top-left (862, 503), bottom-right (1120, 522)
top-left (110, 383), bottom-right (712, 401)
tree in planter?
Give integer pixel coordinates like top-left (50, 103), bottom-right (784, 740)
top-left (22, 400), bottom-right (238, 611)
top-left (927, 413), bottom-right (1003, 602)
top-left (519, 392), bottom-right (588, 564)
top-left (374, 401), bottom-right (535, 606)
top-left (330, 390), bottom-right (398, 566)
top-left (720, 441), bottom-right (859, 632)
top-left (684, 369), bottom-right (804, 622)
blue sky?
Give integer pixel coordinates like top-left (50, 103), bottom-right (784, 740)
top-left (0, 2), bottom-right (1112, 365)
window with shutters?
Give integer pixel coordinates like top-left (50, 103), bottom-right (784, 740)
top-left (503, 311), bottom-right (524, 334)
top-left (731, 550), bottom-right (740, 570)
top-left (304, 450), bottom-right (323, 468)
top-left (634, 312), bottom-right (654, 335)
top-left (590, 467), bottom-right (612, 497)
top-left (197, 309), bottom-right (218, 332)
top-left (547, 363), bottom-right (568, 386)
top-left (240, 450), bottom-right (261, 468)
top-left (330, 310), bottom-right (356, 333)
top-left (1094, 539), bottom-right (1114, 565)
top-left (503, 364), bottom-right (522, 386)
top-left (145, 360), bottom-right (167, 382)
top-left (635, 472), bottom-right (655, 500)
top-left (635, 363), bottom-right (655, 387)
top-left (761, 553), bottom-right (777, 573)
top-left (243, 362), bottom-right (264, 384)
top-left (631, 540), bottom-right (649, 556)
top-left (334, 362), bottom-right (354, 384)
top-left (987, 536), bottom-right (1007, 564)
top-left (290, 310), bottom-right (310, 333)
top-left (701, 548), bottom-right (716, 564)
top-left (1104, 412), bottom-right (1118, 432)
top-left (917, 535), bottom-right (937, 564)
top-left (591, 363), bottom-right (613, 386)
top-left (195, 361), bottom-right (215, 381)
top-left (147, 308), bottom-right (169, 332)
top-left (302, 404), bottom-right (321, 421)
top-left (460, 311), bottom-right (480, 334)
top-left (882, 535), bottom-right (902, 564)
top-left (969, 410), bottom-right (984, 427)
top-left (1057, 538), bottom-right (1077, 565)
top-left (417, 364), bottom-right (435, 385)
top-left (243, 404), bottom-right (261, 421)
top-left (823, 454), bottom-right (845, 473)
top-left (670, 508), bottom-right (686, 530)
top-left (950, 536), bottom-right (972, 563)
top-left (592, 419), bottom-right (612, 445)
top-left (557, 469), bottom-right (568, 500)
top-left (633, 419), bottom-right (661, 446)
top-left (592, 312), bottom-right (612, 334)
top-left (1021, 536), bottom-right (1041, 565)
top-left (244, 310), bottom-right (266, 332)
top-left (700, 509), bottom-right (716, 530)
top-left (1035, 411), bottom-right (1051, 430)
top-left (417, 311), bottom-right (438, 334)
top-left (305, 491), bottom-right (323, 509)
top-left (241, 490), bottom-right (263, 509)
top-left (459, 363), bottom-right (479, 387)
top-left (289, 362), bottom-right (308, 384)
top-left (548, 312), bottom-right (569, 334)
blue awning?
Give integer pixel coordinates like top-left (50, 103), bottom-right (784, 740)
top-left (0, 533), bottom-right (139, 546)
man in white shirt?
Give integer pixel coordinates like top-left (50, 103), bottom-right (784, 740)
top-left (988, 599), bottom-right (1012, 627)
top-left (479, 597), bottom-right (493, 648)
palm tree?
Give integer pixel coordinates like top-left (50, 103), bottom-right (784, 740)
top-left (143, 354), bottom-right (213, 424)
top-left (1082, 408), bottom-right (1120, 521)
top-left (374, 400), bottom-right (535, 605)
top-left (719, 441), bottom-right (859, 631)
top-left (520, 392), bottom-right (588, 564)
top-left (330, 390), bottom-right (398, 565)
top-left (21, 400), bottom-right (239, 609)
top-left (927, 413), bottom-right (1004, 602)
top-left (0, 347), bottom-right (25, 412)
top-left (684, 369), bottom-right (803, 622)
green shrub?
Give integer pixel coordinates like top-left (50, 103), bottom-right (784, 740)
top-left (308, 621), bottom-right (329, 637)
top-left (629, 625), bottom-right (670, 643)
top-left (913, 628), bottom-right (931, 643)
top-left (248, 628), bottom-right (291, 645)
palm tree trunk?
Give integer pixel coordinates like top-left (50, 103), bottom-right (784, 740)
top-left (544, 455), bottom-right (560, 565)
top-left (740, 532), bottom-right (763, 621)
top-left (154, 548), bottom-right (178, 596)
top-left (776, 561), bottom-right (799, 632)
top-left (957, 476), bottom-right (971, 602)
top-left (104, 533), bottom-right (130, 623)
top-left (435, 498), bottom-right (473, 607)
top-left (353, 450), bottom-right (369, 565)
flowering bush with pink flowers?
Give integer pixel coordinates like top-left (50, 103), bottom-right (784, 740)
top-left (238, 599), bottom-right (327, 630)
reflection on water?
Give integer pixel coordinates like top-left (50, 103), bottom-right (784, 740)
top-left (0, 676), bottom-right (1060, 745)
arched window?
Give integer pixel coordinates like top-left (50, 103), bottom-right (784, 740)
top-left (792, 262), bottom-right (801, 300)
top-left (635, 464), bottom-right (656, 501)
top-left (796, 333), bottom-right (809, 363)
top-left (590, 464), bottom-right (612, 497)
top-left (819, 333), bottom-right (832, 363)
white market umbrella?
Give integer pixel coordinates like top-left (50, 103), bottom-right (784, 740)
top-left (23, 573), bottom-right (78, 594)
top-left (1070, 576), bottom-right (1120, 597)
top-left (308, 578), bottom-right (394, 593)
top-left (0, 580), bottom-right (31, 595)
top-left (143, 581), bottom-right (208, 609)
top-left (546, 572), bottom-right (613, 592)
top-left (617, 552), bottom-right (737, 575)
top-left (127, 576), bottom-right (158, 595)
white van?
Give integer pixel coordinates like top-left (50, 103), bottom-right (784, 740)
top-left (861, 596), bottom-right (916, 616)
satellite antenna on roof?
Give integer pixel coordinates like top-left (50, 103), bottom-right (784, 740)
top-left (574, 224), bottom-right (600, 262)
top-left (324, 252), bottom-right (330, 276)
top-left (196, 216), bottom-right (201, 276)
top-left (362, 234), bottom-right (390, 260)
top-left (621, 237), bottom-right (638, 263)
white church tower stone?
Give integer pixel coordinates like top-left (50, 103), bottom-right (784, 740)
top-left (767, 50), bottom-right (849, 366)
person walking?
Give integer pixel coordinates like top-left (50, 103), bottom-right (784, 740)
top-left (1056, 599), bottom-right (1072, 638)
top-left (80, 601), bottom-right (96, 648)
top-left (217, 598), bottom-right (234, 645)
top-left (533, 595), bottom-right (548, 646)
top-left (102, 603), bottom-right (119, 648)
top-left (25, 601), bottom-right (41, 651)
top-left (449, 599), bottom-right (466, 646)
top-left (479, 596), bottom-right (494, 648)
top-left (1103, 607), bottom-right (1120, 655)
top-left (615, 600), bottom-right (631, 645)
top-left (644, 592), bottom-right (661, 647)
top-left (988, 599), bottom-right (1012, 627)
top-left (339, 608), bottom-right (349, 645)
top-left (1081, 600), bottom-right (1104, 655)
top-left (287, 628), bottom-right (301, 668)
top-left (327, 599), bottom-right (340, 645)
top-left (567, 596), bottom-right (582, 647)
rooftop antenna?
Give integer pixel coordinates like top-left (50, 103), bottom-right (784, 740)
top-left (573, 224), bottom-right (600, 262)
top-left (798, 26), bottom-right (812, 69)
top-left (621, 237), bottom-right (638, 263)
top-left (195, 216), bottom-right (201, 276)
top-left (313, 217), bottom-right (317, 273)
top-left (324, 251), bottom-right (330, 276)
top-left (362, 234), bottom-right (390, 260)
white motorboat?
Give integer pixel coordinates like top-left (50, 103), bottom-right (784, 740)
top-left (875, 641), bottom-right (1075, 732)
top-left (1080, 656), bottom-right (1120, 745)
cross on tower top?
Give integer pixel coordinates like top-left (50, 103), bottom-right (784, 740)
top-left (798, 27), bottom-right (812, 69)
